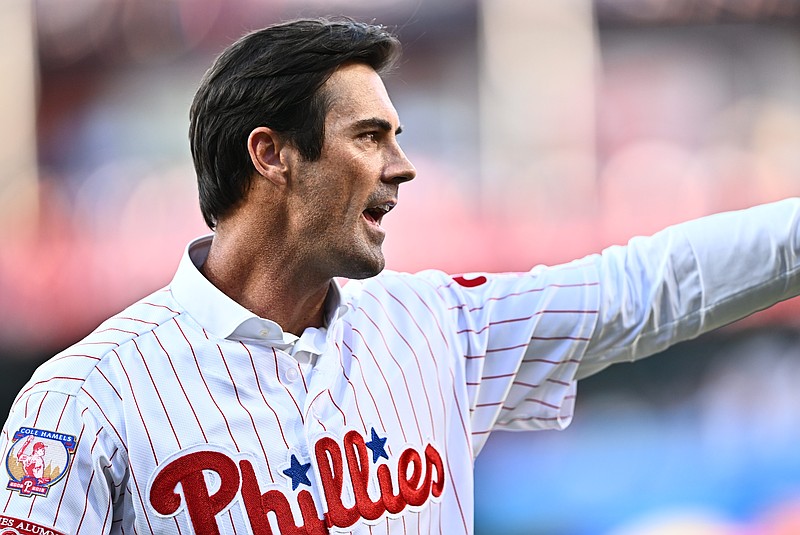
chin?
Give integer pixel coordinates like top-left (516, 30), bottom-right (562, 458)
top-left (338, 252), bottom-right (385, 280)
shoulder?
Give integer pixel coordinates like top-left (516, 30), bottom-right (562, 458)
top-left (16, 287), bottom-right (184, 402)
top-left (339, 269), bottom-right (456, 308)
top-left (340, 263), bottom-right (602, 318)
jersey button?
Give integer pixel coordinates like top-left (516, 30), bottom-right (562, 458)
top-left (285, 367), bottom-right (299, 383)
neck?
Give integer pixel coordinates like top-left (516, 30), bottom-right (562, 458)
top-left (201, 228), bottom-right (332, 337)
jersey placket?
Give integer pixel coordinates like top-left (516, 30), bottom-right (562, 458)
top-left (297, 318), bottom-right (353, 521)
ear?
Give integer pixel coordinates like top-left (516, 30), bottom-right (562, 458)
top-left (247, 126), bottom-right (289, 186)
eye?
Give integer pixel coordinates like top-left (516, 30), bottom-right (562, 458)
top-left (358, 131), bottom-right (379, 144)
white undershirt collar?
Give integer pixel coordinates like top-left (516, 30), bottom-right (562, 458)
top-left (170, 234), bottom-right (346, 354)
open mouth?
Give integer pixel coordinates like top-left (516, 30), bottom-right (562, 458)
top-left (362, 201), bottom-right (396, 227)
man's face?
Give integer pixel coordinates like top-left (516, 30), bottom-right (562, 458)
top-left (285, 63), bottom-right (416, 280)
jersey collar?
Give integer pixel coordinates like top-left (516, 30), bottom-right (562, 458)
top-left (170, 234), bottom-right (346, 346)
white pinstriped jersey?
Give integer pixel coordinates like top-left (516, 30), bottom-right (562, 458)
top-left (2, 198), bottom-right (800, 535)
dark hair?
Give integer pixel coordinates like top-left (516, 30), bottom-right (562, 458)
top-left (189, 18), bottom-right (402, 229)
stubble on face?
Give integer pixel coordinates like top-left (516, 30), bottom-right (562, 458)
top-left (284, 64), bottom-right (413, 282)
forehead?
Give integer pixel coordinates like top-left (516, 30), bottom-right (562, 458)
top-left (323, 63), bottom-right (400, 126)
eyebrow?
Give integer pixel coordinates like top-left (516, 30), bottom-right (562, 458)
top-left (352, 117), bottom-right (403, 135)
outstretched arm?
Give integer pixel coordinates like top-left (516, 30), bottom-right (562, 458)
top-left (578, 198), bottom-right (800, 379)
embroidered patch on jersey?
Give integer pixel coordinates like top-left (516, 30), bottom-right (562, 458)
top-left (0, 515), bottom-right (66, 535)
top-left (5, 428), bottom-right (76, 498)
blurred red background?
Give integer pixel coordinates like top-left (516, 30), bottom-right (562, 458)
top-left (2, 1), bottom-right (800, 534)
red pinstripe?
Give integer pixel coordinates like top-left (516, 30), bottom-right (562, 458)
top-left (351, 327), bottom-right (409, 443)
top-left (521, 357), bottom-right (581, 365)
top-left (100, 486), bottom-right (111, 534)
top-left (272, 348), bottom-right (304, 423)
top-left (96, 327), bottom-right (141, 337)
top-left (387, 280), bottom-right (451, 352)
top-left (545, 378), bottom-right (570, 386)
top-left (31, 391), bottom-right (48, 427)
top-left (163, 322), bottom-right (208, 442)
top-left (297, 363), bottom-right (309, 393)
top-left (133, 339), bottom-right (182, 449)
top-left (455, 316), bottom-right (531, 335)
top-left (445, 284), bottom-right (600, 313)
top-left (486, 343), bottom-right (529, 354)
top-left (242, 343), bottom-right (290, 449)
top-left (354, 309), bottom-right (423, 442)
top-left (103, 447), bottom-right (120, 489)
top-left (90, 427), bottom-right (102, 454)
top-left (141, 302), bottom-right (180, 315)
top-left (334, 340), bottom-right (368, 433)
top-left (303, 388), bottom-right (347, 427)
top-left (502, 396), bottom-right (561, 411)
top-left (305, 390), bottom-right (328, 423)
top-left (17, 377), bottom-right (85, 401)
top-left (361, 289), bottom-right (436, 440)
top-left (54, 395), bottom-right (70, 430)
top-left (50, 354), bottom-right (101, 364)
top-left (479, 373), bottom-right (516, 381)
top-left (80, 388), bottom-right (128, 454)
top-left (185, 336), bottom-right (241, 452)
top-left (457, 308), bottom-right (598, 336)
top-left (27, 494), bottom-right (36, 518)
top-left (74, 471), bottom-right (94, 534)
top-left (175, 322), bottom-right (240, 448)
top-left (96, 367), bottom-right (123, 400)
top-left (327, 390), bottom-right (347, 426)
top-left (374, 282), bottom-right (454, 439)
top-left (53, 424), bottom-right (85, 524)
top-left (439, 278), bottom-right (598, 295)
top-left (538, 309), bottom-right (599, 314)
top-left (343, 342), bottom-right (389, 443)
top-left (126, 454), bottom-right (157, 534)
top-left (228, 510), bottom-right (238, 535)
top-left (117, 316), bottom-right (160, 327)
top-left (217, 344), bottom-right (274, 483)
top-left (446, 368), bottom-right (470, 534)
top-left (473, 401), bottom-right (503, 408)
top-left (531, 335), bottom-right (591, 341)
top-left (116, 354), bottom-right (159, 463)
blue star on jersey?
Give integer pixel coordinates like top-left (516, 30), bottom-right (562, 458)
top-left (364, 427), bottom-right (388, 463)
top-left (282, 454), bottom-right (312, 490)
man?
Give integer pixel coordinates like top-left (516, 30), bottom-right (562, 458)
top-left (0, 17), bottom-right (798, 535)
top-left (16, 439), bottom-right (46, 482)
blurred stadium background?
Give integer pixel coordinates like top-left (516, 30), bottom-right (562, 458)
top-left (2, 0), bottom-right (800, 533)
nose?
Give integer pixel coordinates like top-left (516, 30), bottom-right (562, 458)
top-left (384, 144), bottom-right (416, 185)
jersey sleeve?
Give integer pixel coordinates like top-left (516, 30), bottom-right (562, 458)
top-left (431, 260), bottom-right (601, 454)
top-left (437, 197), bottom-right (800, 456)
top-left (0, 389), bottom-right (128, 535)
top-left (581, 197), bottom-right (800, 378)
